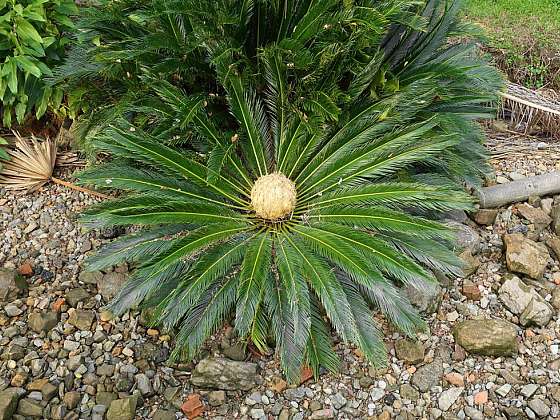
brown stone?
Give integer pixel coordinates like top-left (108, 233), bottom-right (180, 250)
top-left (453, 319), bottom-right (518, 356)
top-left (18, 263), bottom-right (33, 277)
top-left (473, 209), bottom-right (498, 226)
top-left (180, 394), bottom-right (204, 419)
top-left (462, 281), bottom-right (481, 300)
top-left (503, 233), bottom-right (549, 279)
top-left (517, 203), bottom-right (552, 231)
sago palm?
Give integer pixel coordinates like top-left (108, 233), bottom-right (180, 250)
top-left (56, 0), bottom-right (501, 184)
top-left (80, 74), bottom-right (475, 382)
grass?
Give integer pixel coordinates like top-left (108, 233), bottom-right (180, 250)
top-left (464, 0), bottom-right (560, 89)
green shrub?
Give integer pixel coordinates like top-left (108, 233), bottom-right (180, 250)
top-left (0, 0), bottom-right (77, 126)
top-left (74, 0), bottom-right (502, 381)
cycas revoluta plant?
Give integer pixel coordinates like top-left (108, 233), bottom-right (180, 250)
top-left (57, 0), bottom-right (501, 185)
top-left (75, 0), bottom-right (503, 381)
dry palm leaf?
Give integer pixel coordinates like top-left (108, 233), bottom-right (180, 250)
top-left (0, 133), bottom-right (108, 198)
top-left (500, 82), bottom-right (560, 138)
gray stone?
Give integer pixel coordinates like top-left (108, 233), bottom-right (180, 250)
top-left (0, 388), bottom-right (21, 420)
top-left (453, 319), bottom-right (518, 356)
top-left (521, 384), bottom-right (539, 398)
top-left (106, 396), bottom-right (137, 420)
top-left (331, 393), bottom-right (347, 409)
top-left (464, 406), bottom-right (484, 420)
top-left (459, 250), bottom-right (481, 277)
top-left (446, 221), bottom-right (482, 254)
top-left (438, 387), bottom-right (463, 411)
top-left (284, 387), bottom-right (306, 401)
top-left (65, 288), bottom-right (90, 307)
top-left (412, 360), bottom-right (443, 392)
top-left (28, 312), bottom-right (58, 333)
top-left (98, 272), bottom-right (128, 301)
top-left (135, 373), bottom-right (153, 396)
top-left (394, 339), bottom-right (424, 364)
top-left (0, 269), bottom-right (23, 303)
top-left (16, 398), bottom-right (43, 417)
top-left (5, 304), bottom-right (22, 317)
top-left (496, 384), bottom-right (512, 397)
top-left (250, 408), bottom-right (265, 419)
top-left (499, 275), bottom-right (536, 315)
top-left (402, 282), bottom-right (443, 314)
top-left (520, 295), bottom-right (553, 327)
top-left (190, 357), bottom-right (258, 391)
top-left (503, 234), bottom-right (549, 279)
top-left (528, 399), bottom-right (550, 418)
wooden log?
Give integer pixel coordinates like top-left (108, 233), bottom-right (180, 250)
top-left (476, 171), bottom-right (560, 208)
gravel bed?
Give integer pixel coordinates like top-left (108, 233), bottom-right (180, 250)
top-left (1, 132), bottom-right (560, 420)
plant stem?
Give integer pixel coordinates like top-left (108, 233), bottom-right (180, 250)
top-left (51, 177), bottom-right (110, 200)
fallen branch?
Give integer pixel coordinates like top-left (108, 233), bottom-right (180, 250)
top-left (476, 171), bottom-right (560, 208)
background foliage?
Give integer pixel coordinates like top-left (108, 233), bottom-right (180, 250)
top-left (0, 0), bottom-right (77, 126)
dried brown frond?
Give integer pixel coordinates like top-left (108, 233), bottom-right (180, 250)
top-left (0, 133), bottom-right (57, 192)
top-left (500, 82), bottom-right (560, 138)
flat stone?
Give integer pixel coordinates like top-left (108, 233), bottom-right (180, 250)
top-left (402, 282), bottom-right (443, 314)
top-left (28, 312), bottom-right (58, 333)
top-left (411, 360), bottom-right (443, 392)
top-left (0, 268), bottom-right (24, 303)
top-left (517, 203), bottom-right (552, 231)
top-left (63, 391), bottom-right (81, 410)
top-left (98, 272), bottom-right (128, 302)
top-left (520, 295), bottom-right (554, 327)
top-left (16, 398), bottom-right (43, 417)
top-left (79, 271), bottom-right (103, 285)
top-left (473, 209), bottom-right (498, 226)
top-left (528, 399), bottom-right (550, 418)
top-left (190, 357), bottom-right (258, 391)
top-left (65, 288), bottom-right (90, 307)
top-left (521, 384), bottom-right (539, 398)
top-left (152, 410), bottom-right (176, 420)
top-left (462, 281), bottom-right (481, 300)
top-left (498, 275), bottom-right (535, 315)
top-left (394, 339), bottom-right (424, 364)
top-left (208, 390), bottom-right (226, 407)
top-left (503, 234), bottom-right (549, 279)
top-left (68, 309), bottom-right (95, 330)
top-left (5, 304), bottom-right (22, 317)
top-left (496, 384), bottom-right (512, 397)
top-left (0, 388), bottom-right (21, 420)
top-left (438, 387), bottom-right (463, 411)
top-left (453, 319), bottom-right (518, 356)
top-left (106, 396), bottom-right (137, 420)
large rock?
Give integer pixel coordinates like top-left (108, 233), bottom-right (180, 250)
top-left (28, 312), bottom-right (59, 333)
top-left (402, 283), bottom-right (443, 314)
top-left (98, 272), bottom-right (128, 301)
top-left (191, 357), bottom-right (258, 391)
top-left (106, 396), bottom-right (137, 420)
top-left (453, 319), bottom-right (518, 356)
top-left (0, 388), bottom-right (21, 420)
top-left (503, 234), bottom-right (549, 279)
top-left (499, 275), bottom-right (553, 327)
top-left (0, 268), bottom-right (24, 303)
